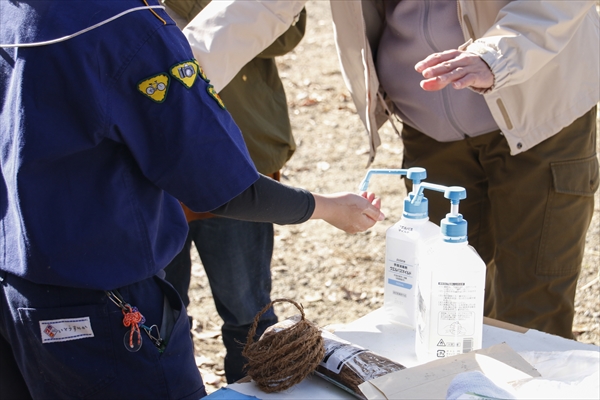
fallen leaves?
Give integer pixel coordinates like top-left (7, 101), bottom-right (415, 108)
top-left (295, 92), bottom-right (323, 107)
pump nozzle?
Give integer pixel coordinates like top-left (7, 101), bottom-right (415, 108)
top-left (411, 183), bottom-right (468, 243)
top-left (358, 168), bottom-right (428, 220)
top-left (406, 167), bottom-right (427, 196)
top-left (359, 169), bottom-right (407, 192)
top-left (358, 167), bottom-right (426, 191)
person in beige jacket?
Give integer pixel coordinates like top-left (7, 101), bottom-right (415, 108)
top-left (182, 0), bottom-right (599, 340)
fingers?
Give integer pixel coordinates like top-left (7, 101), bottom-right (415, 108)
top-left (420, 71), bottom-right (464, 91)
top-left (416, 51), bottom-right (494, 92)
top-left (360, 191), bottom-right (385, 222)
top-left (415, 49), bottom-right (461, 73)
top-left (364, 205), bottom-right (385, 223)
top-left (360, 190), bottom-right (378, 204)
top-left (372, 196), bottom-right (382, 213)
top-left (350, 193), bottom-right (385, 233)
top-left (313, 192), bottom-right (384, 233)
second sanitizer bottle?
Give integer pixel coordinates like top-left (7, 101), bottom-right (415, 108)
top-left (412, 184), bottom-right (486, 361)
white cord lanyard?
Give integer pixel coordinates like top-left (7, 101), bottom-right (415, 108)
top-left (0, 5), bottom-right (165, 48)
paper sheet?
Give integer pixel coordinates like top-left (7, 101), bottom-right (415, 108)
top-left (511, 350), bottom-right (600, 399)
top-left (358, 343), bottom-right (539, 399)
top-left (227, 374), bottom-right (354, 399)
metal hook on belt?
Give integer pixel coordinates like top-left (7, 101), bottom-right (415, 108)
top-left (106, 290), bottom-right (128, 311)
top-left (105, 290), bottom-right (166, 352)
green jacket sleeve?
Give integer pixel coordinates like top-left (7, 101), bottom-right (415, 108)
top-left (163, 0), bottom-right (210, 23)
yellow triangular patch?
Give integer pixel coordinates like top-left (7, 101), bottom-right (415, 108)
top-left (194, 60), bottom-right (209, 82)
top-left (170, 60), bottom-right (198, 89)
top-left (137, 73), bottom-right (170, 103)
top-left (207, 84), bottom-right (226, 109)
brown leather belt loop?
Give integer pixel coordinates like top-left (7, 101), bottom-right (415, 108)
top-left (180, 171), bottom-right (281, 223)
top-left (270, 170), bottom-right (281, 182)
top-left (180, 202), bottom-right (214, 223)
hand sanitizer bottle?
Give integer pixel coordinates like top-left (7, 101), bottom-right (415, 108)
top-left (411, 184), bottom-right (486, 362)
top-left (359, 168), bottom-right (441, 328)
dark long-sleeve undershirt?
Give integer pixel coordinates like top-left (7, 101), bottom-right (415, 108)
top-left (210, 174), bottom-right (315, 225)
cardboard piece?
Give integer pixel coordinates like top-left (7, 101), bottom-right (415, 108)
top-left (358, 343), bottom-right (540, 400)
top-left (483, 316), bottom-right (528, 333)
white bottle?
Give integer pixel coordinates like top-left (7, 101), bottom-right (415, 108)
top-left (413, 185), bottom-right (486, 362)
top-left (383, 169), bottom-right (441, 328)
top-left (359, 168), bottom-right (439, 328)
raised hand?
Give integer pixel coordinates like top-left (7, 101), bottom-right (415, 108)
top-left (311, 191), bottom-right (384, 233)
top-left (415, 49), bottom-right (494, 92)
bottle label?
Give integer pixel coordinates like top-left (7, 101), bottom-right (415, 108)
top-left (385, 235), bottom-right (416, 291)
top-left (436, 282), bottom-right (477, 336)
top-left (384, 236), bottom-right (417, 325)
top-left (387, 264), bottom-right (413, 289)
top-left (417, 267), bottom-right (484, 359)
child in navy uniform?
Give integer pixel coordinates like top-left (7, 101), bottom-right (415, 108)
top-left (0, 1), bottom-right (384, 398)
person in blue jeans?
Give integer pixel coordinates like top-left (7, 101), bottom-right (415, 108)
top-left (168, 218), bottom-right (277, 381)
top-left (162, 0), bottom-right (307, 383)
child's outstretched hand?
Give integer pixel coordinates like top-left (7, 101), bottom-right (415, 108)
top-left (310, 191), bottom-right (385, 233)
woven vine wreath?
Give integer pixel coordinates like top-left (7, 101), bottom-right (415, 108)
top-left (242, 298), bottom-right (325, 393)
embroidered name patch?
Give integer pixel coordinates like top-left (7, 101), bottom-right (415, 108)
top-left (170, 60), bottom-right (199, 89)
top-left (137, 73), bottom-right (170, 103)
top-left (40, 317), bottom-right (94, 343)
top-left (207, 84), bottom-right (226, 109)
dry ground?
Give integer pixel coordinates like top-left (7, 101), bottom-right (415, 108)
top-left (186, 1), bottom-right (600, 393)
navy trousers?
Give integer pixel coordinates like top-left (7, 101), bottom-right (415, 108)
top-left (0, 271), bottom-right (206, 399)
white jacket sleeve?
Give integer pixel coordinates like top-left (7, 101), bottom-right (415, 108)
top-left (466, 0), bottom-right (597, 91)
top-left (183, 0), bottom-right (307, 92)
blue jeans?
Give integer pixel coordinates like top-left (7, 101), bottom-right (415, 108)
top-left (164, 217), bottom-right (277, 383)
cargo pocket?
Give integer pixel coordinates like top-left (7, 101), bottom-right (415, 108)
top-left (537, 154), bottom-right (599, 276)
top-left (17, 304), bottom-right (116, 398)
top-left (153, 276), bottom-right (185, 352)
top-left (152, 276), bottom-right (205, 399)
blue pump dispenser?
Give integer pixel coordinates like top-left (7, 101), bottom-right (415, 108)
top-left (359, 167), bottom-right (441, 328)
top-left (359, 167), bottom-right (428, 217)
top-left (411, 183), bottom-right (467, 242)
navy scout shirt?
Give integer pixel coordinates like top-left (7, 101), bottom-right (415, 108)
top-left (0, 0), bottom-right (259, 289)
